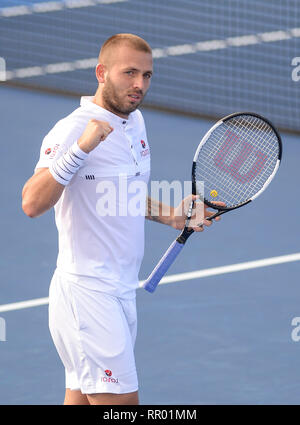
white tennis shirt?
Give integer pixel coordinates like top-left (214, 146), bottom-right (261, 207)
top-left (35, 96), bottom-right (150, 299)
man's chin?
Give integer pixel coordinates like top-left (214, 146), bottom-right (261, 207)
top-left (121, 103), bottom-right (142, 115)
top-left (129, 98), bottom-right (144, 111)
top-left (104, 98), bottom-right (143, 117)
top-left (127, 104), bottom-right (140, 113)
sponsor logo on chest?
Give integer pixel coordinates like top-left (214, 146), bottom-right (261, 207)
top-left (140, 139), bottom-right (149, 157)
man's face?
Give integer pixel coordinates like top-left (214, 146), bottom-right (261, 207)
top-left (101, 45), bottom-right (153, 118)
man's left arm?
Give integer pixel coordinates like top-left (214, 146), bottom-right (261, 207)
top-left (146, 195), bottom-right (222, 232)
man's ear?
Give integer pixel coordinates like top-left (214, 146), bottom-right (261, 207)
top-left (95, 63), bottom-right (106, 83)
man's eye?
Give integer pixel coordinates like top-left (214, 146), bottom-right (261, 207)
top-left (144, 74), bottom-right (152, 79)
top-left (126, 71), bottom-right (134, 75)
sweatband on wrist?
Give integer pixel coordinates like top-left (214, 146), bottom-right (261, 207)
top-left (49, 141), bottom-right (89, 186)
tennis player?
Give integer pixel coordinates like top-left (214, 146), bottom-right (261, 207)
top-left (22, 34), bottom-right (221, 405)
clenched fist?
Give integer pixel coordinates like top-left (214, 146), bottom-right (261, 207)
top-left (78, 119), bottom-right (114, 153)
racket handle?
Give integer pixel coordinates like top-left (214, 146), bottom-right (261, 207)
top-left (143, 240), bottom-right (184, 293)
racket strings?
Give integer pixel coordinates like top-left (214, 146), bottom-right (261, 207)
top-left (194, 115), bottom-right (280, 207)
top-left (220, 117), bottom-right (278, 188)
top-left (201, 126), bottom-right (278, 204)
top-left (196, 142), bottom-right (276, 206)
top-left (227, 117), bottom-right (278, 191)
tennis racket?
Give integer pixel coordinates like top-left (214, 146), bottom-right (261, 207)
top-left (143, 112), bottom-right (282, 293)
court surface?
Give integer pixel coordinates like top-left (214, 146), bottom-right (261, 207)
top-left (0, 85), bottom-right (300, 404)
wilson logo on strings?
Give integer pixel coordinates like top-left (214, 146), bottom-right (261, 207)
top-left (214, 130), bottom-right (267, 183)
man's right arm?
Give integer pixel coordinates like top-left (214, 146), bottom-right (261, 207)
top-left (22, 119), bottom-right (114, 218)
top-left (22, 168), bottom-right (65, 218)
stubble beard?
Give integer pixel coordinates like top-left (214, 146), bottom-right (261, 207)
top-left (102, 78), bottom-right (145, 117)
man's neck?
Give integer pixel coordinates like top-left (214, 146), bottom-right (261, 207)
top-left (92, 86), bottom-right (104, 109)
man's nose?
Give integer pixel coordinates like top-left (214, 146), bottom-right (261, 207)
top-left (132, 75), bottom-right (144, 92)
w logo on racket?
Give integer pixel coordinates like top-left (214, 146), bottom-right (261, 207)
top-left (214, 130), bottom-right (268, 183)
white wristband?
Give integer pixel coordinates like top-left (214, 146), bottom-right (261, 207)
top-left (49, 141), bottom-right (89, 186)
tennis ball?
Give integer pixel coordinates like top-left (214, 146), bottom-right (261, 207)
top-left (210, 190), bottom-right (218, 198)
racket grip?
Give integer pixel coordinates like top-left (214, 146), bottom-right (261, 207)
top-left (143, 240), bottom-right (184, 293)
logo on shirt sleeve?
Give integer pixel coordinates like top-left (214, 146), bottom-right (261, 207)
top-left (44, 144), bottom-right (60, 159)
top-left (141, 139), bottom-right (146, 149)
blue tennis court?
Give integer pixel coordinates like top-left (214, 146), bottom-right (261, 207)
top-left (0, 84), bottom-right (300, 404)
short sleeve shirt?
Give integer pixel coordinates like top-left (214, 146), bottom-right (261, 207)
top-left (35, 96), bottom-right (150, 299)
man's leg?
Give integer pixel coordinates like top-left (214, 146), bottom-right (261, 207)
top-left (64, 389), bottom-right (90, 405)
top-left (87, 390), bottom-right (139, 405)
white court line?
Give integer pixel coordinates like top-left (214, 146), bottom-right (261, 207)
top-left (139, 252), bottom-right (300, 287)
top-left (4, 27), bottom-right (300, 80)
top-left (0, 253), bottom-right (299, 313)
top-left (0, 297), bottom-right (49, 313)
top-left (0, 0), bottom-right (127, 17)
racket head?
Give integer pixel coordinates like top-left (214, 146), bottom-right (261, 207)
top-left (192, 112), bottom-right (282, 211)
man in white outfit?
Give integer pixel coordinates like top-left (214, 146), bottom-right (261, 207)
top-left (22, 33), bottom-right (220, 405)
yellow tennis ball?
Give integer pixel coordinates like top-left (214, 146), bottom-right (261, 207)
top-left (210, 190), bottom-right (218, 198)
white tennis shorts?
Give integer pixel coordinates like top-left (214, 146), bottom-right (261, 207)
top-left (48, 270), bottom-right (138, 394)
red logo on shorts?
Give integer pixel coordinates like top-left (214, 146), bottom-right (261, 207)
top-left (45, 148), bottom-right (51, 155)
top-left (101, 370), bottom-right (119, 383)
top-left (141, 140), bottom-right (146, 149)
